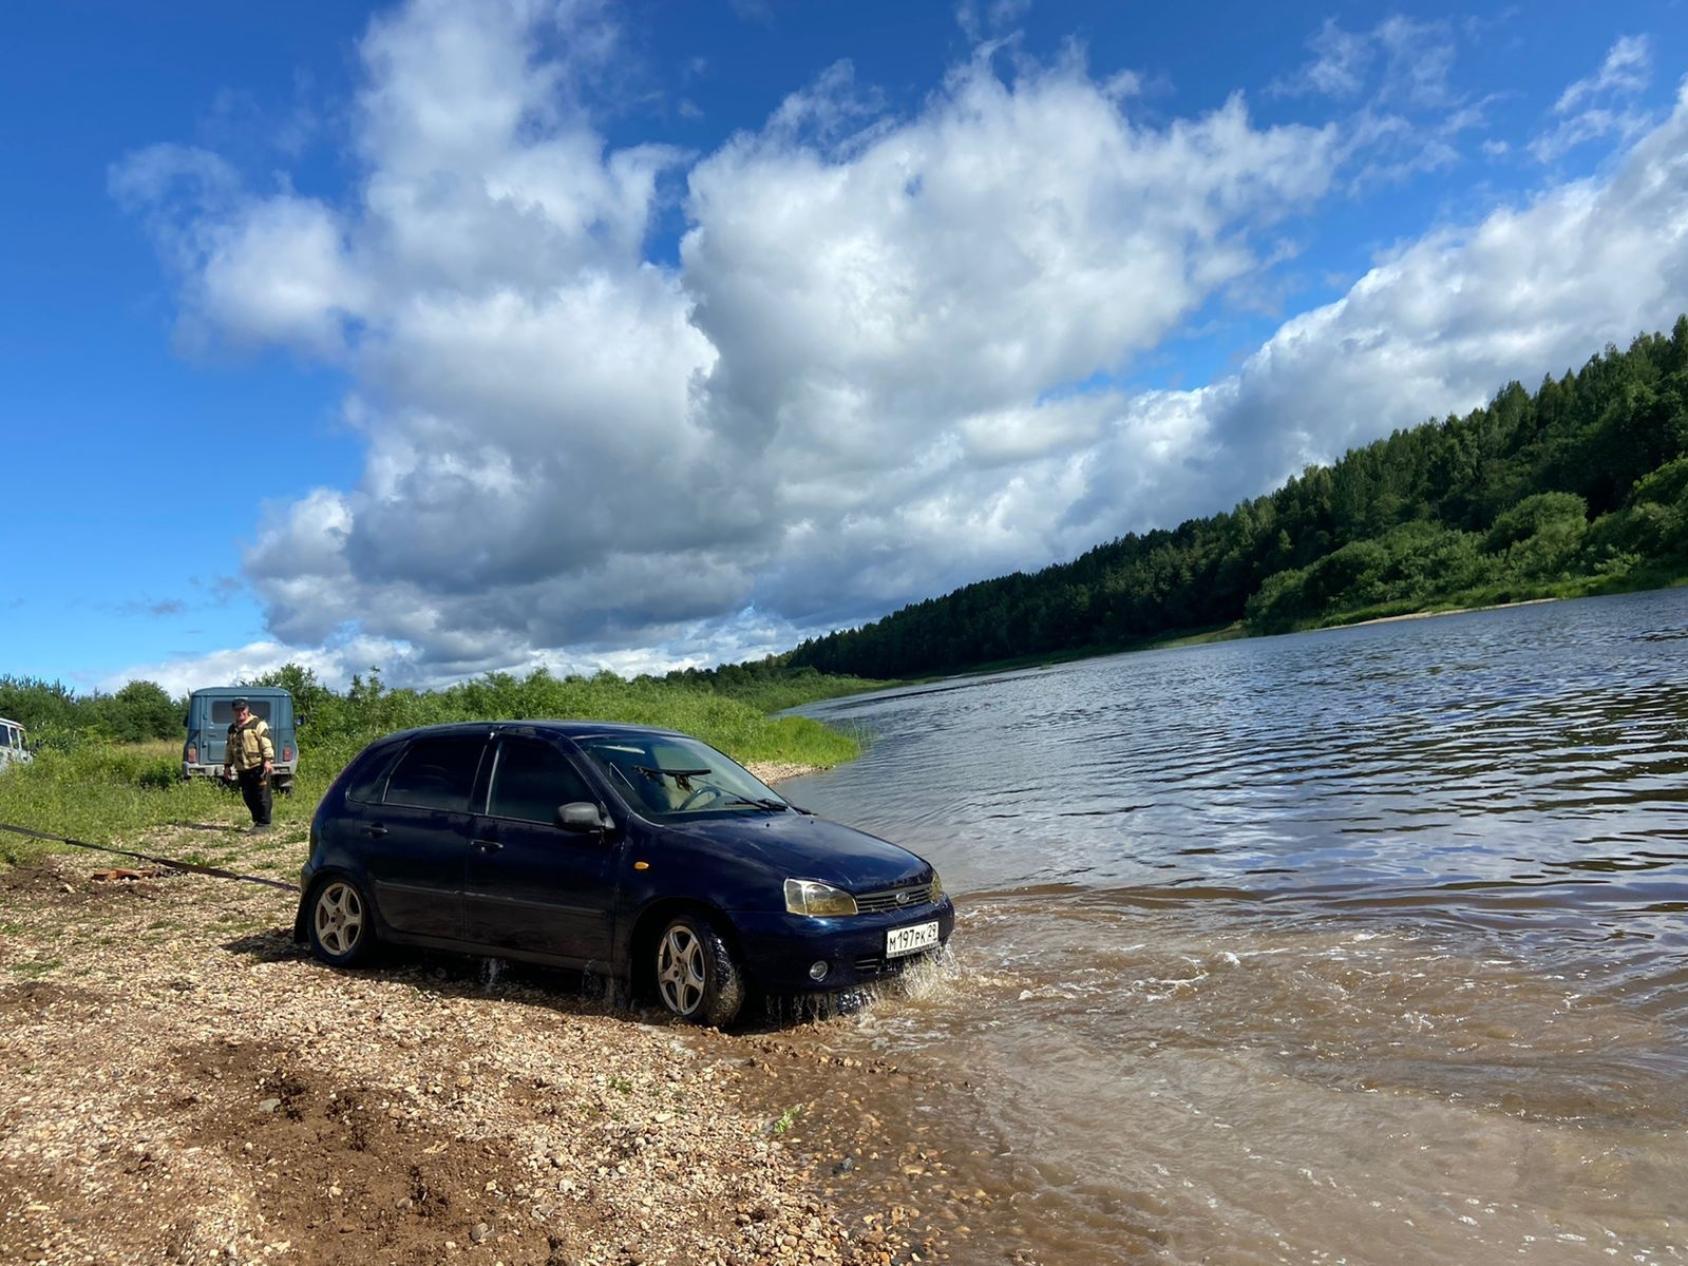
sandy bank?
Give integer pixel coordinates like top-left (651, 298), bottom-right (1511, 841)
top-left (1320, 595), bottom-right (1561, 631)
top-left (744, 761), bottom-right (823, 786)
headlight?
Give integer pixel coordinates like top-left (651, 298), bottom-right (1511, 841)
top-left (930, 870), bottom-right (943, 901)
top-left (784, 878), bottom-right (858, 917)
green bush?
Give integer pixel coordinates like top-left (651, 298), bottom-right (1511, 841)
top-left (1628, 455), bottom-right (1688, 508)
top-left (1583, 503), bottom-right (1680, 562)
top-left (1484, 492), bottom-right (1588, 553)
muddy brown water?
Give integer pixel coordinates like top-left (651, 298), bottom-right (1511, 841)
top-left (772, 589), bottom-right (1688, 1265)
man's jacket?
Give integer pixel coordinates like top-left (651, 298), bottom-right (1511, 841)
top-left (226, 717), bottom-right (275, 773)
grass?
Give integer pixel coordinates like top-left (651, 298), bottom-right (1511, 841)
top-left (0, 673), bottom-right (880, 867)
top-left (8, 959), bottom-right (62, 978)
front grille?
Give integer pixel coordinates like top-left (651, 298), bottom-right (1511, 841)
top-left (854, 879), bottom-right (937, 915)
top-left (852, 953), bottom-right (923, 979)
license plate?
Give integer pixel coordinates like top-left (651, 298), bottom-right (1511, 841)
top-left (885, 920), bottom-right (940, 958)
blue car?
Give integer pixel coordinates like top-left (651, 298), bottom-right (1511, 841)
top-left (294, 721), bottom-right (954, 1026)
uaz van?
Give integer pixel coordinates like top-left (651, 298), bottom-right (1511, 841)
top-left (0, 718), bottom-right (30, 771)
top-left (182, 686), bottom-right (298, 794)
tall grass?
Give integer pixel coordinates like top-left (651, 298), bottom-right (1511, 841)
top-left (0, 671), bottom-right (876, 866)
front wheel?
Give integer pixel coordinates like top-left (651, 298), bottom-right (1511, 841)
top-left (655, 916), bottom-right (744, 1028)
top-left (307, 877), bottom-right (376, 967)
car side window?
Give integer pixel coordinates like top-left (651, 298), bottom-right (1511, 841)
top-left (488, 737), bottom-right (594, 825)
top-left (384, 736), bottom-right (487, 812)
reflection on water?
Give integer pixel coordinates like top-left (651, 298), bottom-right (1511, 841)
top-left (769, 590), bottom-right (1688, 1265)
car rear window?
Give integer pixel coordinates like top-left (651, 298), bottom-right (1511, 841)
top-left (487, 737), bottom-right (595, 825)
top-left (383, 736), bottom-right (487, 812)
top-left (344, 744), bottom-right (403, 805)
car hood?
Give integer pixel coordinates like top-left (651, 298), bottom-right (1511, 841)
top-left (662, 812), bottom-right (931, 891)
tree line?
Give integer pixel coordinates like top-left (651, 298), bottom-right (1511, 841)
top-left (0, 658), bottom-right (878, 756)
top-left (787, 320), bottom-right (1688, 679)
top-left (0, 677), bottom-right (182, 748)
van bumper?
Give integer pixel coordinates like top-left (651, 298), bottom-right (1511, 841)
top-left (183, 762), bottom-right (296, 787)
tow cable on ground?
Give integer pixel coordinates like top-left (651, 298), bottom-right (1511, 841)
top-left (0, 820), bottom-right (299, 893)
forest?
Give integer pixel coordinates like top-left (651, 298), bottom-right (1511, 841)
top-left (788, 320), bottom-right (1688, 680)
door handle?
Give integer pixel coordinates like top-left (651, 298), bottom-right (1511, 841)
top-left (365, 824), bottom-right (388, 838)
top-left (472, 839), bottom-right (502, 853)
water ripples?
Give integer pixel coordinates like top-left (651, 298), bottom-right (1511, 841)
top-left (773, 589), bottom-right (1688, 1264)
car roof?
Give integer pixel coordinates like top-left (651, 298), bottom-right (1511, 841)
top-left (0, 717), bottom-right (21, 727)
top-left (189, 686), bottom-right (293, 698)
top-left (369, 719), bottom-right (690, 747)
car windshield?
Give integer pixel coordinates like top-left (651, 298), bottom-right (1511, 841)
top-left (578, 735), bottom-right (788, 818)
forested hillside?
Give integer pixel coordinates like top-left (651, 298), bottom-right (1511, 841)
top-left (789, 321), bottom-right (1688, 679)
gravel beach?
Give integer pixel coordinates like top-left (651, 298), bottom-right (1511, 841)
top-left (0, 788), bottom-right (963, 1266)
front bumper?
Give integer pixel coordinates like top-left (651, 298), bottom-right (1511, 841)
top-left (730, 897), bottom-right (956, 992)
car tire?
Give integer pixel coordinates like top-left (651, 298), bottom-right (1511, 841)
top-left (655, 915), bottom-right (744, 1028)
top-left (306, 877), bottom-right (377, 968)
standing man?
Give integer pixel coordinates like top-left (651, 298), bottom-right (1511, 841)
top-left (223, 698), bottom-right (275, 832)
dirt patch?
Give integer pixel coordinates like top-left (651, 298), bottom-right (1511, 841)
top-left (0, 980), bottom-right (102, 1016)
top-left (0, 859), bottom-right (175, 906)
top-left (169, 1040), bottom-right (594, 1265)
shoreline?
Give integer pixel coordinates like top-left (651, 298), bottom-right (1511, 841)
top-left (1313, 595), bottom-right (1563, 631)
top-left (744, 759), bottom-right (824, 786)
top-left (805, 581), bottom-right (1688, 703)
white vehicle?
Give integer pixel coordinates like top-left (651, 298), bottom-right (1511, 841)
top-left (0, 717), bottom-right (30, 771)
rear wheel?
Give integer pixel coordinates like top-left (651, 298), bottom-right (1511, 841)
top-left (307, 878), bottom-right (376, 967)
top-left (655, 916), bottom-right (744, 1028)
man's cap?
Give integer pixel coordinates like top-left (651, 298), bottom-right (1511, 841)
top-left (231, 697), bottom-right (250, 710)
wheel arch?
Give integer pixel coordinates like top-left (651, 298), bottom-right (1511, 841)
top-left (624, 897), bottom-right (745, 999)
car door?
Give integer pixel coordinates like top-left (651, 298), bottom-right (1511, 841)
top-left (357, 732), bottom-right (490, 942)
top-left (464, 734), bottom-right (618, 966)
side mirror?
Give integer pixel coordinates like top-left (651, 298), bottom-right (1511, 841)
top-left (556, 802), bottom-right (609, 833)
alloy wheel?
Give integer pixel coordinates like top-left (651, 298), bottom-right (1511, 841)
top-left (314, 881), bottom-right (365, 958)
top-left (657, 925), bottom-right (706, 1016)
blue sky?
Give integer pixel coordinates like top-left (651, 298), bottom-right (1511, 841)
top-left (3, 0), bottom-right (1686, 693)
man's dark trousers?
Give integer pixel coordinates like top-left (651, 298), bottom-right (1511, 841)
top-left (237, 767), bottom-right (272, 827)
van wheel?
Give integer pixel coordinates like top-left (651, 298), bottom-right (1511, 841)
top-left (655, 916), bottom-right (744, 1028)
top-left (307, 878), bottom-right (376, 967)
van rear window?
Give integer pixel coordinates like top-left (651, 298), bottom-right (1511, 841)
top-left (210, 699), bottom-right (273, 725)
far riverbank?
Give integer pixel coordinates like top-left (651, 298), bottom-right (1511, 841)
top-left (829, 574), bottom-right (1688, 700)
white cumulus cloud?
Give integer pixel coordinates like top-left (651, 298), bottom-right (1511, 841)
top-left (110, 0), bottom-right (1688, 688)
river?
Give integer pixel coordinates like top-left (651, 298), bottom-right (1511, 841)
top-left (770, 588), bottom-right (1688, 1265)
